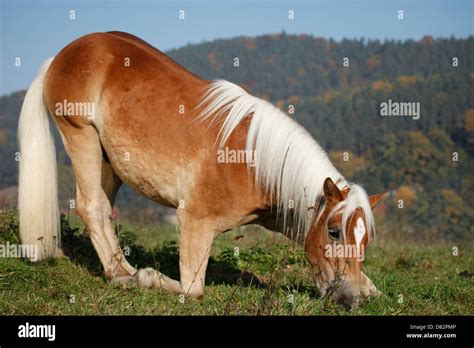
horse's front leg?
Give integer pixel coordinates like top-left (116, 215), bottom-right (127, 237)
top-left (177, 217), bottom-right (215, 298)
top-left (135, 267), bottom-right (182, 293)
top-left (135, 214), bottom-right (215, 298)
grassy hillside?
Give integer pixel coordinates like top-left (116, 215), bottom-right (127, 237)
top-left (0, 211), bottom-right (472, 315)
top-left (0, 35), bottom-right (472, 315)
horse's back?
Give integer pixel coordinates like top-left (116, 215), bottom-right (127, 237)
top-left (44, 31), bottom-right (211, 157)
top-left (43, 32), bottom-right (218, 206)
top-left (44, 31), bottom-right (207, 123)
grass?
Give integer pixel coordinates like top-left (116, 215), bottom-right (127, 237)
top-left (0, 210), bottom-right (472, 315)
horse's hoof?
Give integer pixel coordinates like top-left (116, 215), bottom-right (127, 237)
top-left (135, 267), bottom-right (157, 289)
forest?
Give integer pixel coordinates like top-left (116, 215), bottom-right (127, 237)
top-left (0, 34), bottom-right (472, 241)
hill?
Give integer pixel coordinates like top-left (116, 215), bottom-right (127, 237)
top-left (0, 34), bottom-right (472, 239)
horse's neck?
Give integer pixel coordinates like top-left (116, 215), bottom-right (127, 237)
top-left (254, 204), bottom-right (310, 244)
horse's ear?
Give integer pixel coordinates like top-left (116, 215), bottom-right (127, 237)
top-left (369, 192), bottom-right (390, 209)
top-left (323, 177), bottom-right (343, 203)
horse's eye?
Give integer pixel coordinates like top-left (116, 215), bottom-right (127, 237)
top-left (328, 227), bottom-right (341, 241)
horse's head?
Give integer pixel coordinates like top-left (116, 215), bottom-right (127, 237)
top-left (304, 177), bottom-right (388, 308)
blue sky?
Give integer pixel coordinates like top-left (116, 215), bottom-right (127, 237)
top-left (1, 0), bottom-right (472, 94)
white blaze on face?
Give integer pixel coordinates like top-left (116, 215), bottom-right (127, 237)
top-left (354, 217), bottom-right (366, 248)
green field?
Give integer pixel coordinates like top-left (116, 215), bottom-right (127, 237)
top-left (0, 211), bottom-right (472, 315)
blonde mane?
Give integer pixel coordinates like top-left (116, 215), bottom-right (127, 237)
top-left (199, 80), bottom-right (375, 241)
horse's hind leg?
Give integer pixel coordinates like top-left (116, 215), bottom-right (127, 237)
top-left (58, 123), bottom-right (136, 281)
top-left (99, 160), bottom-right (138, 283)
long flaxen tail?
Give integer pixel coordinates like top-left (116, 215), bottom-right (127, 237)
top-left (18, 57), bottom-right (62, 261)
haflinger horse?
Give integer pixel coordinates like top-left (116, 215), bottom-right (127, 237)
top-left (18, 32), bottom-right (388, 308)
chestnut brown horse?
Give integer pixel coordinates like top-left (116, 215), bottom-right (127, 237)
top-left (18, 32), bottom-right (388, 307)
